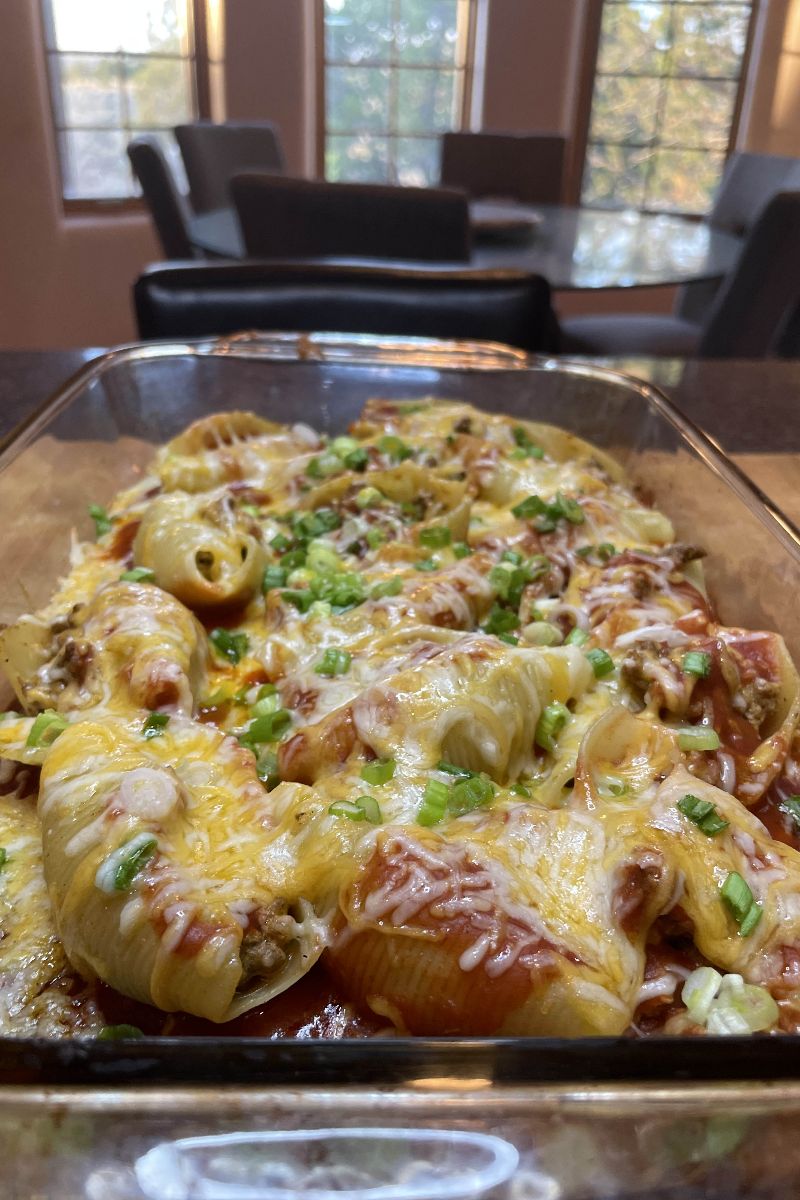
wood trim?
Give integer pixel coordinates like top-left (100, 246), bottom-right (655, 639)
top-left (459, 0), bottom-right (478, 129)
top-left (63, 198), bottom-right (146, 216)
top-left (314, 0), bottom-right (326, 178)
top-left (565, 0), bottom-right (604, 205)
top-left (191, 0), bottom-right (213, 120)
top-left (727, 0), bottom-right (760, 153)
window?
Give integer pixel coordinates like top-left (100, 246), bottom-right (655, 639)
top-left (43, 0), bottom-right (220, 203)
top-left (580, 1), bottom-right (755, 215)
top-left (320, 0), bottom-right (476, 187)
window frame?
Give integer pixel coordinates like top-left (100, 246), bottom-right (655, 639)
top-left (41, 0), bottom-right (215, 213)
top-left (567, 0), bottom-right (760, 216)
top-left (315, 0), bottom-right (478, 185)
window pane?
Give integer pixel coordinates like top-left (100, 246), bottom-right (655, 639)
top-left (646, 148), bottom-right (726, 212)
top-left (588, 75), bottom-right (662, 145)
top-left (671, 4), bottom-right (750, 78)
top-left (60, 129), bottom-right (131, 198)
top-left (596, 2), bottom-right (670, 75)
top-left (582, 143), bottom-right (653, 209)
top-left (49, 0), bottom-right (189, 55)
top-left (124, 55), bottom-right (193, 127)
top-left (326, 65), bottom-right (391, 133)
top-left (52, 54), bottom-right (123, 129)
top-left (396, 69), bottom-right (460, 135)
top-left (661, 79), bottom-right (737, 150)
top-left (396, 0), bottom-right (461, 66)
top-left (324, 0), bottom-right (393, 64)
top-left (394, 136), bottom-right (440, 186)
top-left (326, 134), bottom-right (390, 181)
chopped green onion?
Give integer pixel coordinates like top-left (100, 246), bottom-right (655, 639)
top-left (436, 760), bottom-right (475, 778)
top-left (535, 702), bottom-right (570, 753)
top-left (112, 835), bottom-right (158, 891)
top-left (331, 435), bottom-right (359, 458)
top-left (255, 749), bottom-right (281, 789)
top-left (677, 793), bottom-right (729, 836)
top-left (586, 648), bottom-right (615, 678)
top-left (240, 503), bottom-right (260, 518)
top-left (354, 794), bottom-right (382, 824)
top-left (251, 692), bottom-right (280, 717)
top-left (270, 532), bottom-right (291, 553)
top-left (683, 966), bottom-right (723, 1023)
top-left (344, 448), bottom-right (369, 472)
top-left (551, 492), bottom-right (585, 525)
top-left (88, 503), bottom-right (112, 537)
top-left (365, 528), bottom-right (385, 549)
top-left (575, 545), bottom-right (594, 558)
top-left (280, 588), bottom-right (315, 614)
top-left (355, 486), bottom-right (383, 510)
top-left (780, 795), bottom-right (800, 829)
top-left (417, 778), bottom-right (450, 826)
top-left (120, 566), bottom-right (155, 584)
top-left (489, 563), bottom-right (530, 608)
top-left (565, 627), bottom-right (589, 646)
top-left (510, 782), bottom-right (532, 797)
top-left (243, 709), bottom-right (291, 744)
top-left (522, 622), bottom-right (561, 646)
top-left (255, 683), bottom-right (277, 699)
top-left (498, 633), bottom-right (519, 646)
top-left (452, 542), bottom-right (471, 559)
top-left (329, 795), bottom-right (382, 824)
top-left (511, 426), bottom-right (544, 459)
top-left (682, 650), bottom-right (712, 678)
top-left (596, 775), bottom-right (627, 798)
top-left (0, 848), bottom-right (8, 869)
top-left (141, 712), bottom-right (170, 740)
top-left (262, 564), bottom-right (288, 592)
top-left (370, 577), bottom-right (403, 599)
top-left (501, 550), bottom-right (524, 565)
top-left (482, 605), bottom-right (520, 636)
top-left (98, 1025), bottom-right (144, 1041)
top-left (419, 525), bottom-right (451, 549)
top-left (377, 434), bottom-right (413, 462)
top-left (306, 542), bottom-right (342, 575)
top-left (209, 628), bottom-right (249, 665)
top-left (25, 710), bottom-right (68, 748)
top-left (315, 648), bottom-right (352, 676)
top-left (292, 508), bottom-right (342, 541)
top-left (449, 773), bottom-right (495, 816)
top-left (415, 558), bottom-right (438, 572)
top-left (677, 725), bottom-right (721, 752)
top-left (511, 494), bottom-right (548, 520)
top-left (280, 548), bottom-right (307, 571)
top-left (720, 871), bottom-right (762, 936)
top-left (307, 452), bottom-right (341, 479)
top-left (360, 759), bottom-right (395, 785)
top-left (597, 542), bottom-right (616, 562)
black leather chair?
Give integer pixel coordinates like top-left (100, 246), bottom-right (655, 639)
top-left (133, 260), bottom-right (560, 352)
top-left (127, 136), bottom-right (198, 260)
top-left (175, 121), bottom-right (286, 213)
top-left (561, 191), bottom-right (800, 359)
top-left (231, 174), bottom-right (471, 262)
top-left (440, 132), bottom-right (566, 206)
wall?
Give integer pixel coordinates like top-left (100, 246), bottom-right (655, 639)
top-left (1, 0), bottom-right (799, 348)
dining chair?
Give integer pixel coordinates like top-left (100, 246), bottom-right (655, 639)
top-left (560, 191), bottom-right (800, 359)
top-left (132, 260), bottom-right (560, 352)
top-left (127, 136), bottom-right (198, 260)
top-left (677, 150), bottom-right (800, 323)
top-left (231, 175), bottom-right (472, 262)
top-left (439, 132), bottom-right (566, 206)
top-left (175, 121), bottom-right (286, 214)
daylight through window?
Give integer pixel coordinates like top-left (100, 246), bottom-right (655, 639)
top-left (581, 0), bottom-right (755, 215)
top-left (321, 0), bottom-right (475, 187)
top-left (43, 0), bottom-right (216, 202)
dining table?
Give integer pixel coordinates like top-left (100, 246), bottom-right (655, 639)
top-left (186, 201), bottom-right (744, 292)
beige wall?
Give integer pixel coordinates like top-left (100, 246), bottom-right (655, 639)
top-left (1, 0), bottom-right (798, 348)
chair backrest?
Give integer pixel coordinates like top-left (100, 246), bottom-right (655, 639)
top-left (175, 121), bottom-right (286, 213)
top-left (127, 136), bottom-right (195, 259)
top-left (133, 260), bottom-right (559, 352)
top-left (699, 190), bottom-right (800, 358)
top-left (440, 132), bottom-right (566, 205)
top-left (231, 175), bottom-right (472, 263)
top-left (709, 151), bottom-right (799, 235)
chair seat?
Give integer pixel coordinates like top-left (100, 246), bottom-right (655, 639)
top-left (560, 313), bottom-right (702, 357)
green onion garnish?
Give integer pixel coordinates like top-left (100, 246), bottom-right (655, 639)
top-left (449, 773), bottom-right (495, 816)
top-left (329, 795), bottom-right (382, 823)
top-left (720, 871), bottom-right (762, 936)
top-left (360, 759), bottom-right (395, 785)
top-left (355, 486), bottom-right (383, 510)
top-left (498, 633), bottom-right (519, 645)
top-left (436, 760), bottom-right (475, 777)
top-left (280, 548), bottom-right (307, 571)
top-left (88, 503), bottom-right (112, 537)
top-left (344, 448), bottom-right (369, 472)
top-left (551, 492), bottom-right (585, 525)
top-left (510, 782), bottom-right (532, 797)
top-left (255, 749), bottom-right (281, 789)
top-left (535, 702), bottom-right (570, 753)
top-left (209, 628), bottom-right (249, 665)
top-left (262, 565), bottom-right (288, 592)
top-left (25, 710), bottom-right (68, 748)
top-left (682, 651), bottom-right (711, 678)
top-left (586, 648), bottom-right (615, 678)
top-left (120, 566), bottom-right (155, 584)
top-left (452, 542), bottom-right (471, 559)
top-left (365, 529), bottom-right (385, 549)
top-left (0, 848), bottom-right (8, 869)
top-left (511, 426), bottom-right (544, 459)
top-left (331, 435), bottom-right (359, 458)
top-left (482, 605), bottom-right (520, 637)
top-left (243, 710), bottom-right (292, 744)
top-left (511, 494), bottom-right (548, 520)
top-left (377, 434), bottom-right (413, 462)
top-left (677, 793), bottom-right (729, 837)
top-left (370, 577), bottom-right (403, 599)
top-left (112, 835), bottom-right (158, 891)
top-left (677, 725), bottom-right (721, 752)
top-left (141, 712), bottom-right (170, 740)
top-left (417, 778), bottom-right (450, 826)
top-left (780, 795), bottom-right (800, 829)
top-left (415, 558), bottom-right (438, 572)
top-left (98, 1025), bottom-right (144, 1041)
top-left (565, 627), bottom-right (589, 646)
top-left (315, 648), bottom-right (352, 676)
top-left (597, 542), bottom-right (616, 561)
top-left (419, 525), bottom-right (451, 549)
top-left (270, 532), bottom-right (291, 553)
top-left (307, 452), bottom-right (341, 479)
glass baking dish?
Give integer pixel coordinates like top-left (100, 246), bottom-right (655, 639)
top-left (2, 333), bottom-right (800, 1197)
